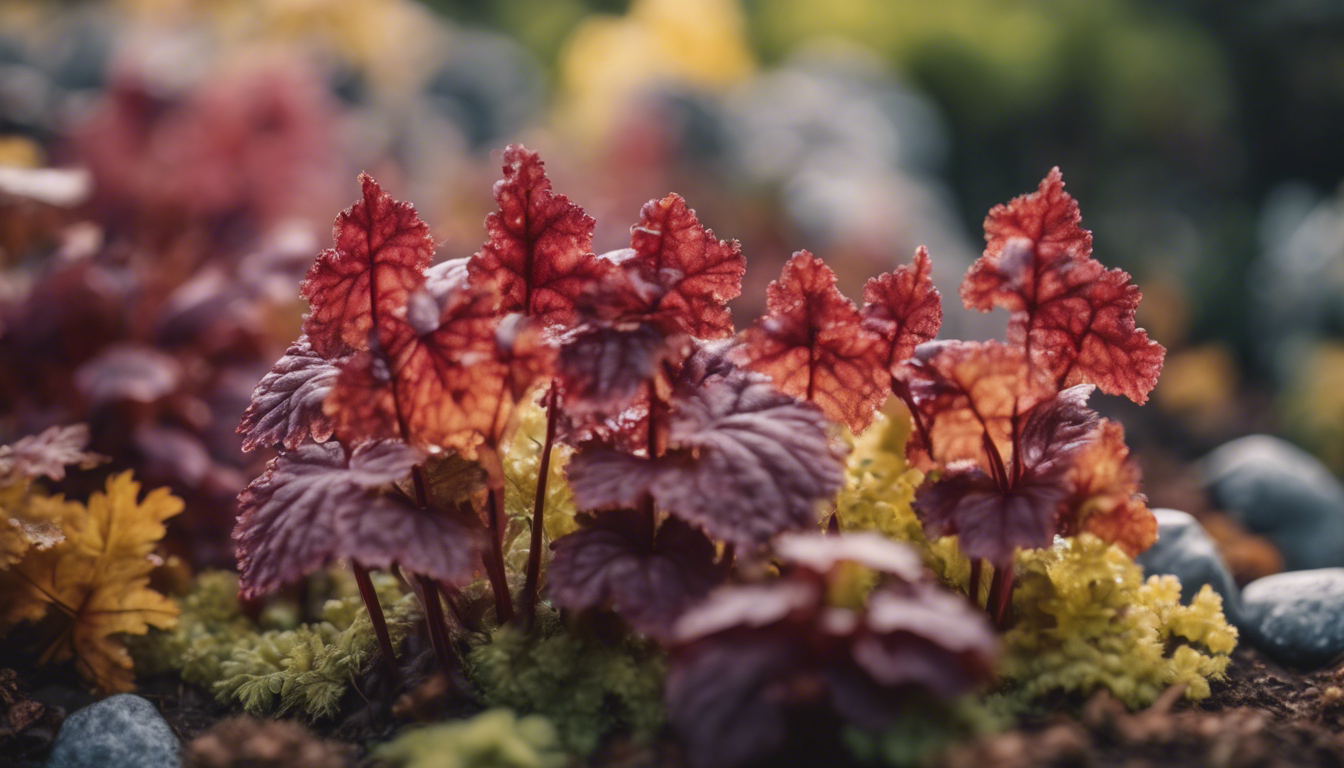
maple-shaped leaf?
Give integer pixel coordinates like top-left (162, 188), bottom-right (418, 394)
top-left (567, 370), bottom-right (847, 548)
top-left (960, 169), bottom-right (1164, 403)
top-left (233, 441), bottom-right (479, 598)
top-left (547, 511), bottom-right (726, 639)
top-left (0, 487), bottom-right (80, 569)
top-left (0, 425), bottom-right (103, 481)
top-left (625, 194), bottom-right (745, 340)
top-left (861, 247), bottom-right (942, 371)
top-left (897, 340), bottom-right (1053, 470)
top-left (467, 145), bottom-right (604, 328)
top-left (913, 386), bottom-right (1099, 567)
top-left (1059, 419), bottom-right (1156, 556)
top-left (300, 174), bottom-right (433, 357)
top-left (0, 472), bottom-right (181, 692)
top-left (736, 251), bottom-right (888, 433)
top-left (237, 336), bottom-right (343, 452)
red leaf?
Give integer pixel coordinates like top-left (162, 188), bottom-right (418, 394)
top-left (300, 174), bottom-right (433, 358)
top-left (626, 194), bottom-right (745, 339)
top-left (861, 246), bottom-right (942, 370)
top-left (467, 145), bottom-right (604, 328)
top-left (736, 251), bottom-right (888, 433)
top-left (238, 336), bottom-right (343, 452)
top-left (1060, 419), bottom-right (1156, 556)
top-left (960, 169), bottom-right (1163, 403)
top-left (547, 511), bottom-right (726, 639)
top-left (897, 340), bottom-right (1053, 470)
top-left (567, 369), bottom-right (847, 548)
top-left (0, 424), bottom-right (102, 481)
top-left (233, 441), bottom-right (478, 597)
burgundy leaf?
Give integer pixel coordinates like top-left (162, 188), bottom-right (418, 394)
top-left (75, 345), bottom-right (182, 406)
top-left (736, 251), bottom-right (888, 433)
top-left (237, 336), bottom-right (343, 452)
top-left (861, 246), bottom-right (942, 370)
top-left (567, 370), bottom-right (847, 548)
top-left (913, 465), bottom-right (1064, 567)
top-left (233, 441), bottom-right (481, 597)
top-left (774, 531), bottom-right (924, 582)
top-left (300, 174), bottom-right (433, 357)
top-left (467, 144), bottom-right (604, 328)
top-left (0, 424), bottom-right (102, 481)
top-left (547, 511), bottom-right (726, 639)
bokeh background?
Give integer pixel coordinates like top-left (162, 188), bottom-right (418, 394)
top-left (2, 0), bottom-right (1343, 574)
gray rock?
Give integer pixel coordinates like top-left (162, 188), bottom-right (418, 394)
top-left (45, 694), bottom-right (180, 768)
top-left (1136, 509), bottom-right (1243, 624)
top-left (1240, 568), bottom-right (1344, 669)
top-left (1203, 435), bottom-right (1344, 570)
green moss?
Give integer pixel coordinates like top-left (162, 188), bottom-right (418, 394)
top-left (376, 708), bottom-right (569, 768)
top-left (1004, 535), bottom-right (1238, 707)
top-left (842, 696), bottom-right (1010, 768)
top-left (132, 569), bottom-right (420, 721)
top-left (465, 612), bottom-right (663, 756)
top-left (502, 401), bottom-right (578, 571)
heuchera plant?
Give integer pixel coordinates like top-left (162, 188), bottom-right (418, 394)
top-left (233, 150), bottom-right (1165, 762)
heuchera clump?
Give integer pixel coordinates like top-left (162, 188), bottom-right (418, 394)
top-left (232, 147), bottom-right (1186, 765)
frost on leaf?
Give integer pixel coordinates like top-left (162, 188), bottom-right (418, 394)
top-left (897, 340), bottom-right (1052, 470)
top-left (467, 144), bottom-right (604, 328)
top-left (959, 168), bottom-right (1164, 403)
top-left (1060, 419), bottom-right (1156, 556)
top-left (238, 336), bottom-right (343, 452)
top-left (0, 424), bottom-right (102, 481)
top-left (567, 369), bottom-right (847, 548)
top-left (861, 246), bottom-right (943, 371)
top-left (626, 194), bottom-right (745, 340)
top-left (233, 441), bottom-right (479, 598)
top-left (737, 251), bottom-right (888, 433)
top-left (547, 511), bottom-right (725, 639)
top-left (0, 472), bottom-right (181, 693)
top-left (300, 174), bottom-right (433, 357)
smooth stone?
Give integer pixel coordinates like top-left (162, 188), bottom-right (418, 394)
top-left (1202, 435), bottom-right (1344, 570)
top-left (45, 694), bottom-right (181, 768)
top-left (1136, 509), bottom-right (1243, 624)
top-left (1240, 568), bottom-right (1344, 669)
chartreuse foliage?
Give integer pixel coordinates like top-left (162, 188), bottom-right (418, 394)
top-left (464, 611), bottom-right (664, 756)
top-left (1005, 535), bottom-right (1237, 707)
top-left (839, 415), bottom-right (1236, 709)
top-left (376, 708), bottom-right (568, 768)
top-left (132, 569), bottom-right (418, 720)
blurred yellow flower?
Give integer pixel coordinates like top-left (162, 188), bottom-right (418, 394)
top-left (556, 0), bottom-right (755, 144)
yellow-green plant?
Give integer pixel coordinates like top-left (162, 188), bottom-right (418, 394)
top-left (376, 708), bottom-right (569, 768)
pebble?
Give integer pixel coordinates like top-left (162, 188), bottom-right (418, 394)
top-left (1239, 569), bottom-right (1344, 669)
top-left (1136, 508), bottom-right (1244, 624)
top-left (45, 694), bottom-right (180, 768)
top-left (1203, 435), bottom-right (1344, 570)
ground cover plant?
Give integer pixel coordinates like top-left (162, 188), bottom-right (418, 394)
top-left (2, 147), bottom-right (1271, 767)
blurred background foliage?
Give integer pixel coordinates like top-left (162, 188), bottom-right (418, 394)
top-left (5, 0), bottom-right (1344, 516)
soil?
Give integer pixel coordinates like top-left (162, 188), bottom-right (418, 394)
top-left (4, 644), bottom-right (1342, 767)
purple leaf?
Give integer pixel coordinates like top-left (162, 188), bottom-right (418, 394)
top-left (237, 336), bottom-right (344, 452)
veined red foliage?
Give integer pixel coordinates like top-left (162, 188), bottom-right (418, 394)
top-left (625, 194), bottom-right (745, 340)
top-left (736, 251), bottom-right (889, 433)
top-left (1059, 419), bottom-right (1157, 556)
top-left (467, 145), bottom-right (604, 329)
top-left (300, 174), bottom-right (433, 358)
top-left (861, 246), bottom-right (943, 372)
top-left (959, 168), bottom-right (1164, 403)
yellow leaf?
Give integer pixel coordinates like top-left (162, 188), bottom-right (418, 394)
top-left (0, 471), bottom-right (182, 692)
top-left (0, 481), bottom-right (80, 569)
